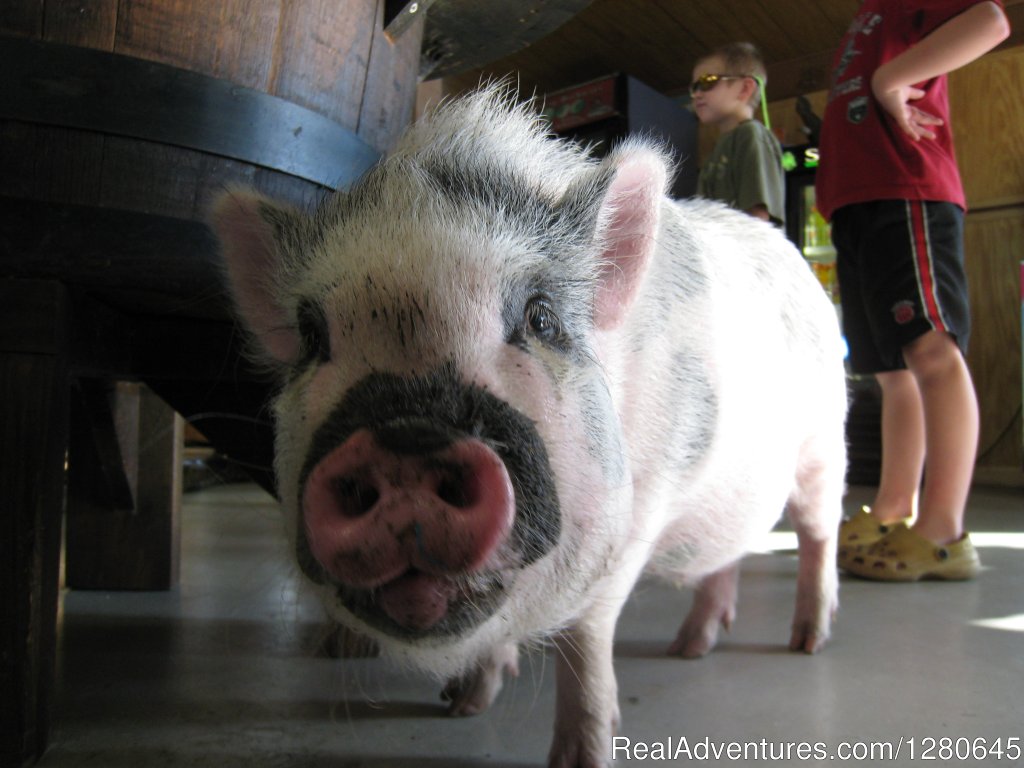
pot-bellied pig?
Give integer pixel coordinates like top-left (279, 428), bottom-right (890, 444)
top-left (211, 87), bottom-right (847, 768)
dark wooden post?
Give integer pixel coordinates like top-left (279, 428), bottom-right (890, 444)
top-left (0, 280), bottom-right (70, 768)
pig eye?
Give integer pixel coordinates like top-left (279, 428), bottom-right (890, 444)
top-left (524, 296), bottom-right (563, 343)
top-left (297, 301), bottom-right (330, 364)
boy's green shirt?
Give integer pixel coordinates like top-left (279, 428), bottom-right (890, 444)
top-left (697, 119), bottom-right (785, 227)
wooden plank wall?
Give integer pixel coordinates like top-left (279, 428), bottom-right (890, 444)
top-left (952, 47), bottom-right (1024, 481)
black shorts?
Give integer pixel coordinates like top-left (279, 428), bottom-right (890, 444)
top-left (832, 200), bottom-right (970, 374)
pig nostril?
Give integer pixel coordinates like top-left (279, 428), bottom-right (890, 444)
top-left (436, 468), bottom-right (478, 509)
top-left (331, 476), bottom-right (380, 517)
top-left (437, 477), bottom-right (467, 508)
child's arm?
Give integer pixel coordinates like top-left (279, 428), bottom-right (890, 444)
top-left (746, 205), bottom-right (770, 222)
top-left (872, 1), bottom-right (1010, 140)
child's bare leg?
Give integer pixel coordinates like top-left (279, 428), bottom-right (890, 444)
top-left (873, 369), bottom-right (925, 522)
top-left (902, 330), bottom-right (979, 544)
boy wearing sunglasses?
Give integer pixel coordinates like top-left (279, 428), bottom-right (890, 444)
top-left (817, 1), bottom-right (1009, 580)
top-left (691, 42), bottom-right (784, 226)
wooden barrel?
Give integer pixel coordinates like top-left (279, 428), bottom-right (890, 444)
top-left (0, 0), bottom-right (421, 221)
top-left (0, 0), bottom-right (425, 472)
top-left (0, 3), bottom-right (423, 765)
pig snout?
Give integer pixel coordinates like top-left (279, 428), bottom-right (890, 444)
top-left (302, 427), bottom-right (515, 631)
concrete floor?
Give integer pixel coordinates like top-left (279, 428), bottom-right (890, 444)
top-left (38, 482), bottom-right (1023, 767)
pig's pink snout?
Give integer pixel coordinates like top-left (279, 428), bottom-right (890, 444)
top-left (302, 429), bottom-right (515, 605)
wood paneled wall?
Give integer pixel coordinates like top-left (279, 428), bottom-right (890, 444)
top-left (951, 47), bottom-right (1024, 210)
top-left (952, 47), bottom-right (1024, 479)
top-left (963, 208), bottom-right (1023, 474)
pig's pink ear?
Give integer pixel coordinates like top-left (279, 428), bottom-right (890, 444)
top-left (593, 147), bottom-right (668, 329)
top-left (210, 189), bottom-right (301, 365)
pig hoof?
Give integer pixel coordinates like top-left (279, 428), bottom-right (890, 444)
top-left (549, 696), bottom-right (620, 767)
top-left (442, 644), bottom-right (519, 716)
top-left (789, 625), bottom-right (829, 654)
top-left (668, 566), bottom-right (739, 658)
top-left (667, 627), bottom-right (717, 658)
top-left (548, 745), bottom-right (611, 768)
top-left (548, 726), bottom-right (615, 768)
top-left (441, 673), bottom-right (501, 717)
top-left (548, 729), bottom-right (617, 767)
top-left (667, 612), bottom-right (732, 658)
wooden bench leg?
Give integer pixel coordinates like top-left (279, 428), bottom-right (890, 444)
top-left (65, 381), bottom-right (182, 591)
top-left (1, 280), bottom-right (69, 767)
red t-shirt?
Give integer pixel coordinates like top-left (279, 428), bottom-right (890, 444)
top-left (816, 0), bottom-right (1001, 221)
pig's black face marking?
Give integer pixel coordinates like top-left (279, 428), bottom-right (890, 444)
top-left (373, 416), bottom-right (463, 455)
top-left (295, 363), bottom-right (561, 638)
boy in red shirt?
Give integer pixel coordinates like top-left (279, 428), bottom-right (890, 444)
top-left (816, 1), bottom-right (1009, 580)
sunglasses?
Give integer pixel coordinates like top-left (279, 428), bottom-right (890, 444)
top-left (689, 73), bottom-right (748, 96)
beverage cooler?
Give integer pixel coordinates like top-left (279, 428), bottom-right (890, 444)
top-left (783, 144), bottom-right (839, 306)
top-left (543, 74), bottom-right (699, 199)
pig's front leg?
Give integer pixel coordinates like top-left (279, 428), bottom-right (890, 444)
top-left (667, 562), bottom-right (740, 658)
top-left (548, 614), bottom-right (620, 768)
top-left (787, 448), bottom-right (842, 653)
top-left (442, 642), bottom-right (519, 716)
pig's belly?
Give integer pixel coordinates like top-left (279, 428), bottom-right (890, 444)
top-left (644, 483), bottom-right (789, 584)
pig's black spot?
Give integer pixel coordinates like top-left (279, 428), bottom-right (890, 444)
top-left (297, 299), bottom-right (330, 365)
top-left (419, 157), bottom-right (556, 238)
top-left (577, 377), bottom-right (626, 483)
top-left (664, 351), bottom-right (717, 471)
top-left (295, 363), bottom-right (561, 638)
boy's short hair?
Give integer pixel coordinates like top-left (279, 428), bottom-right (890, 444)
top-left (701, 42), bottom-right (768, 108)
